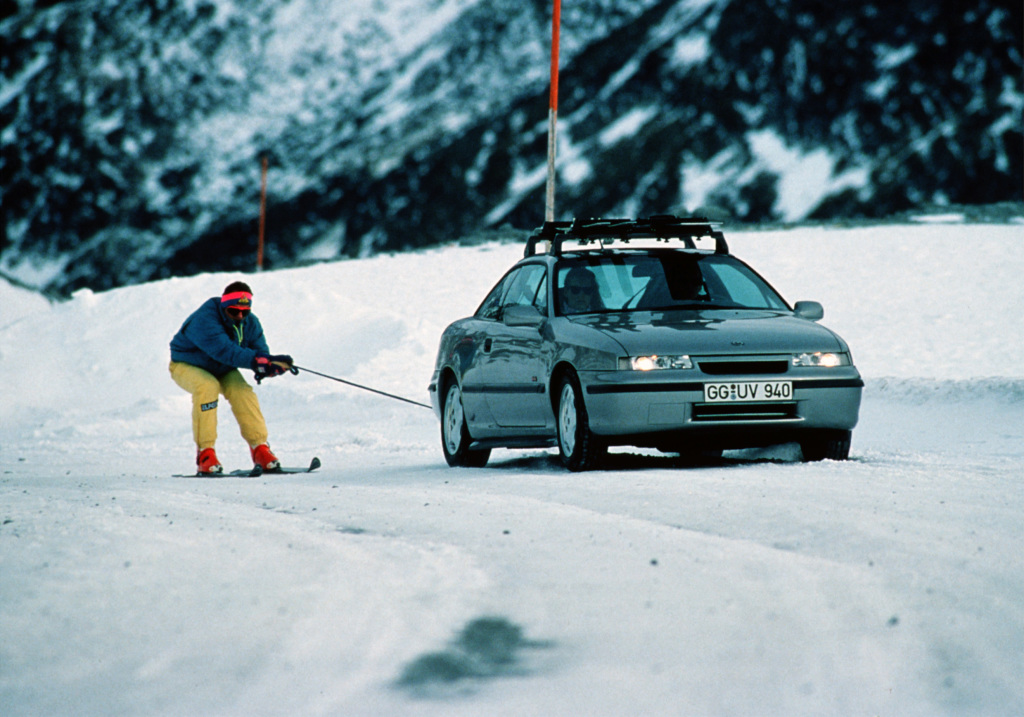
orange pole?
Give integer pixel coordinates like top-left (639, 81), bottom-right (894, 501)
top-left (549, 0), bottom-right (561, 113)
top-left (257, 156), bottom-right (267, 271)
top-left (544, 0), bottom-right (561, 222)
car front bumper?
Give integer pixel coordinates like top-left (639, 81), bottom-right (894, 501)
top-left (580, 368), bottom-right (863, 447)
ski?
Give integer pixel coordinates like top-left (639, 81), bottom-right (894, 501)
top-left (174, 457), bottom-right (321, 478)
top-left (173, 467), bottom-right (259, 478)
top-left (226, 465), bottom-right (266, 477)
top-left (232, 456), bottom-right (322, 476)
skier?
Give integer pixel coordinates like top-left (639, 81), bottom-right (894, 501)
top-left (169, 281), bottom-right (293, 475)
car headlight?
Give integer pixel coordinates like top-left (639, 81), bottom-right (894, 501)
top-left (620, 355), bottom-right (694, 371)
top-left (791, 352), bottom-right (848, 368)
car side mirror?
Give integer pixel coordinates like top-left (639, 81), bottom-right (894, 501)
top-left (502, 304), bottom-right (545, 328)
top-left (793, 301), bottom-right (824, 321)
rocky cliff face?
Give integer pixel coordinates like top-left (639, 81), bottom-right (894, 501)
top-left (2, 0), bottom-right (1020, 294)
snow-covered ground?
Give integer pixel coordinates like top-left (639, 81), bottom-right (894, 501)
top-left (2, 221), bottom-right (1023, 716)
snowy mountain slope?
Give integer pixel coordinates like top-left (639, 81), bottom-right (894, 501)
top-left (2, 221), bottom-right (1023, 715)
top-left (2, 0), bottom-right (1021, 295)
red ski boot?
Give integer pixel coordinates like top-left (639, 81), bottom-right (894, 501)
top-left (251, 444), bottom-right (280, 471)
top-left (197, 448), bottom-right (223, 475)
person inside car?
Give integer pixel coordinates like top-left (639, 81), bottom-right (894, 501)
top-left (559, 267), bottom-right (605, 314)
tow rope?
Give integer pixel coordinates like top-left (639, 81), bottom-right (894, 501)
top-left (292, 364), bottom-right (432, 409)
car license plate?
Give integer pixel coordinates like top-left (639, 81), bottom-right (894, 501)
top-left (704, 381), bottom-right (792, 403)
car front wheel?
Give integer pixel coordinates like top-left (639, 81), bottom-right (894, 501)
top-left (800, 430), bottom-right (852, 461)
top-left (441, 381), bottom-right (490, 467)
top-left (557, 372), bottom-right (605, 471)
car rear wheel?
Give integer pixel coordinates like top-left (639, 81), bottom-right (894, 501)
top-left (800, 430), bottom-right (852, 461)
top-left (442, 381), bottom-right (490, 467)
top-left (557, 372), bottom-right (605, 471)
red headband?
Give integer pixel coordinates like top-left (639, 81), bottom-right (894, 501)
top-left (221, 291), bottom-right (253, 309)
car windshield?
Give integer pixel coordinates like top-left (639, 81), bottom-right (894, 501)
top-left (556, 253), bottom-right (789, 315)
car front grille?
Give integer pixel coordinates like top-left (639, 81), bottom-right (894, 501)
top-left (692, 402), bottom-right (798, 422)
top-left (698, 360), bottom-right (789, 375)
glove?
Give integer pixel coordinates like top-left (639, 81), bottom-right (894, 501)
top-left (252, 354), bottom-right (293, 382)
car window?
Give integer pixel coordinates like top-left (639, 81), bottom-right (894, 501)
top-left (502, 264), bottom-right (547, 314)
top-left (476, 272), bottom-right (511, 320)
top-left (476, 264), bottom-right (548, 320)
top-left (701, 258), bottom-right (788, 309)
top-left (556, 253), bottom-right (788, 314)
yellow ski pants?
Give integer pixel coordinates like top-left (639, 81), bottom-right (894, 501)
top-left (169, 361), bottom-right (268, 451)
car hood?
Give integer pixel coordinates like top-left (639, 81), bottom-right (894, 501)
top-left (570, 309), bottom-right (846, 356)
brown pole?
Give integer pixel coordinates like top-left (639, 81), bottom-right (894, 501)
top-left (257, 156), bottom-right (267, 271)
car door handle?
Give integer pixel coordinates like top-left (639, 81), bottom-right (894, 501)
top-left (484, 338), bottom-right (493, 353)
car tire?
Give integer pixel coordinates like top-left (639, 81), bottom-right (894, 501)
top-left (441, 381), bottom-right (490, 467)
top-left (800, 430), bottom-right (852, 462)
top-left (557, 372), bottom-right (605, 471)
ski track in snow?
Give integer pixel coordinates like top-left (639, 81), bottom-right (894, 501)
top-left (1, 223), bottom-right (1023, 716)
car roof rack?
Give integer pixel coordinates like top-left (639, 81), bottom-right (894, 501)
top-left (524, 215), bottom-right (728, 257)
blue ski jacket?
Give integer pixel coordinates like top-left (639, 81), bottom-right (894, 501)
top-left (170, 297), bottom-right (271, 377)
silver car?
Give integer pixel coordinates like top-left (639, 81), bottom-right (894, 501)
top-left (429, 217), bottom-right (863, 470)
